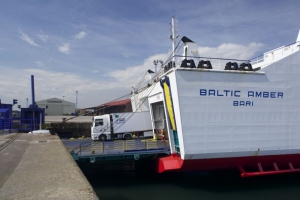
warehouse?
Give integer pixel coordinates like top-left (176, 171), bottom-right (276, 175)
top-left (36, 98), bottom-right (75, 116)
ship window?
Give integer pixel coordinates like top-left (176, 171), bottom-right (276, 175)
top-left (95, 119), bottom-right (103, 126)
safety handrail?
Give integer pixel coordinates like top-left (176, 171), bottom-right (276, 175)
top-left (250, 41), bottom-right (300, 64)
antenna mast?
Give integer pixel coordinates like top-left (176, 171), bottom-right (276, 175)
top-left (76, 90), bottom-right (78, 111)
top-left (170, 16), bottom-right (179, 62)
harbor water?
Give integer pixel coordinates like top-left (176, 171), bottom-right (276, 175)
top-left (81, 167), bottom-right (300, 200)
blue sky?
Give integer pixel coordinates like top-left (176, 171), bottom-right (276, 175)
top-left (0, 0), bottom-right (299, 109)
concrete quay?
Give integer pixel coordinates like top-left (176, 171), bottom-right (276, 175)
top-left (0, 133), bottom-right (98, 200)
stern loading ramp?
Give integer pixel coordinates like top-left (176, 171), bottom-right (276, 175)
top-left (70, 139), bottom-right (170, 163)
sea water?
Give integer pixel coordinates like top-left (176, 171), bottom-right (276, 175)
top-left (82, 169), bottom-right (300, 200)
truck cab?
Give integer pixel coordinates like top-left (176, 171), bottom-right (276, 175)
top-left (91, 114), bottom-right (111, 140)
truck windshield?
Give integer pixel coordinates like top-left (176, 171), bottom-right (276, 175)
top-left (94, 119), bottom-right (103, 126)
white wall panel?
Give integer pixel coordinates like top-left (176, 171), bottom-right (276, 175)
top-left (172, 51), bottom-right (300, 160)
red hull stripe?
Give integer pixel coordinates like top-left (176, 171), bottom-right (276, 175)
top-left (158, 153), bottom-right (300, 177)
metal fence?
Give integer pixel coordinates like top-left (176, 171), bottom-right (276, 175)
top-left (0, 118), bottom-right (38, 133)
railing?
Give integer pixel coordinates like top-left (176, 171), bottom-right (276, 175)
top-left (169, 55), bottom-right (250, 70)
top-left (250, 41), bottom-right (300, 65)
top-left (250, 55), bottom-right (264, 65)
top-left (76, 139), bottom-right (170, 156)
top-left (0, 118), bottom-right (37, 133)
top-left (161, 41), bottom-right (300, 70)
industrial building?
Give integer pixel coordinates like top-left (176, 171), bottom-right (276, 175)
top-left (36, 98), bottom-right (75, 116)
top-left (78, 99), bottom-right (132, 116)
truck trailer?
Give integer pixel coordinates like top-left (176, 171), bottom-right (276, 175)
top-left (91, 112), bottom-right (153, 141)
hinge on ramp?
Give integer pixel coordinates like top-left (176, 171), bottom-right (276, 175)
top-left (238, 162), bottom-right (300, 178)
top-left (90, 157), bottom-right (96, 163)
top-left (134, 154), bottom-right (140, 160)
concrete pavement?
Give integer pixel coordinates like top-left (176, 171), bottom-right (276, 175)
top-left (0, 133), bottom-right (98, 200)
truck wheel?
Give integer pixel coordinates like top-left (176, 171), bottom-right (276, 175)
top-left (124, 134), bottom-right (132, 140)
top-left (99, 134), bottom-right (107, 141)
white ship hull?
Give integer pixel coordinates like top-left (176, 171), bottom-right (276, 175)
top-left (132, 29), bottom-right (300, 176)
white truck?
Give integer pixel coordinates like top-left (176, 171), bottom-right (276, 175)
top-left (91, 112), bottom-right (153, 141)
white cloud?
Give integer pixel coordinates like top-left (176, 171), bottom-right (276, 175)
top-left (198, 42), bottom-right (264, 69)
top-left (92, 70), bottom-right (99, 73)
top-left (198, 43), bottom-right (264, 59)
top-left (122, 53), bottom-right (130, 58)
top-left (75, 31), bottom-right (86, 39)
top-left (35, 61), bottom-right (44, 67)
top-left (106, 53), bottom-right (169, 87)
top-left (0, 42), bottom-right (265, 108)
top-left (58, 43), bottom-right (70, 54)
top-left (19, 30), bottom-right (40, 47)
top-left (37, 32), bottom-right (48, 43)
top-left (107, 42), bottom-right (264, 85)
top-left (0, 67), bottom-right (124, 108)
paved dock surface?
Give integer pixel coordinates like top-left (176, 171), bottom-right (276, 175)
top-left (0, 133), bottom-right (98, 200)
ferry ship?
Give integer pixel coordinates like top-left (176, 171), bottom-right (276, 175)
top-left (131, 17), bottom-right (300, 177)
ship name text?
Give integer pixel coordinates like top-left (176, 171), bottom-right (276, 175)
top-left (199, 89), bottom-right (284, 107)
